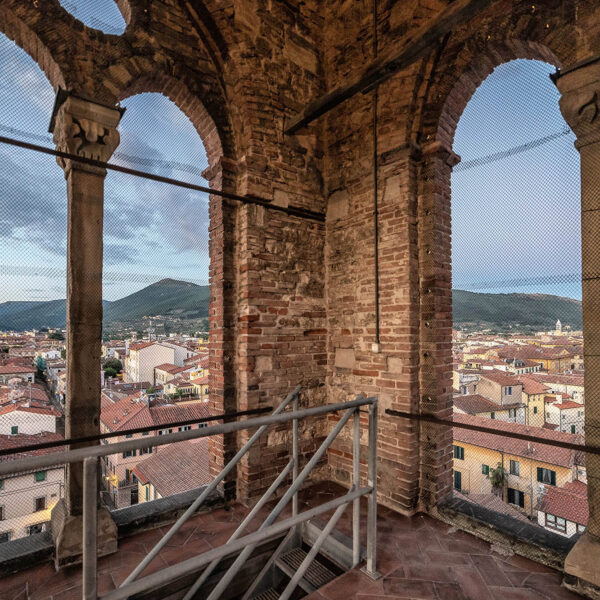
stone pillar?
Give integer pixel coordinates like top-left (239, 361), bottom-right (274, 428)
top-left (554, 57), bottom-right (600, 591)
top-left (49, 93), bottom-right (122, 567)
top-left (417, 141), bottom-right (460, 511)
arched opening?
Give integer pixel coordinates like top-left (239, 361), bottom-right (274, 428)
top-left (0, 32), bottom-right (67, 542)
top-left (57, 0), bottom-right (127, 34)
top-left (450, 59), bottom-right (584, 527)
top-left (100, 92), bottom-right (214, 509)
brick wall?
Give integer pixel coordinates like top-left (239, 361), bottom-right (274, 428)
top-left (3, 0), bottom-right (600, 511)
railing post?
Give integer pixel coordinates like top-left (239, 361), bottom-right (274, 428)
top-left (362, 400), bottom-right (380, 579)
top-left (293, 393), bottom-right (299, 518)
top-left (352, 407), bottom-right (360, 567)
top-left (83, 456), bottom-right (98, 600)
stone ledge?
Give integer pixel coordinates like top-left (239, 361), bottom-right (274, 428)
top-left (435, 497), bottom-right (576, 570)
top-left (0, 485), bottom-right (224, 577)
top-left (112, 484), bottom-right (224, 538)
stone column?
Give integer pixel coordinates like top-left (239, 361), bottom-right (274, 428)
top-left (49, 93), bottom-right (122, 567)
top-left (554, 57), bottom-right (600, 591)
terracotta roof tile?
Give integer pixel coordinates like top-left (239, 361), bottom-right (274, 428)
top-left (538, 481), bottom-right (588, 526)
top-left (453, 413), bottom-right (584, 468)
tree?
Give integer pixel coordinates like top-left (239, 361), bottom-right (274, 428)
top-left (48, 331), bottom-right (65, 340)
top-left (60, 348), bottom-right (66, 359)
top-left (104, 368), bottom-right (118, 378)
top-left (488, 463), bottom-right (507, 499)
top-left (103, 358), bottom-right (123, 373)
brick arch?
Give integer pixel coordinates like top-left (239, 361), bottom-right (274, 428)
top-left (0, 4), bottom-right (66, 92)
top-left (116, 71), bottom-right (234, 171)
top-left (429, 40), bottom-right (562, 152)
top-left (115, 69), bottom-right (240, 498)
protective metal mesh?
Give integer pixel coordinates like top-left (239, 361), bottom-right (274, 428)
top-left (451, 59), bottom-right (587, 536)
top-left (0, 25), bottom-right (211, 530)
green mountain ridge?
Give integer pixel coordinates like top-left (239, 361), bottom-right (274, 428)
top-left (452, 290), bottom-right (582, 330)
top-left (0, 285), bottom-right (582, 332)
top-left (0, 279), bottom-right (209, 331)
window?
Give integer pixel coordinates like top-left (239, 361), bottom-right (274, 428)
top-left (28, 523), bottom-right (44, 535)
top-left (505, 387), bottom-right (512, 396)
top-left (509, 460), bottom-right (520, 476)
top-left (178, 425), bottom-right (192, 432)
top-left (125, 434), bottom-right (133, 439)
top-left (537, 468), bottom-right (557, 486)
top-left (507, 488), bottom-right (525, 508)
top-left (34, 471), bottom-right (46, 482)
top-left (0, 531), bottom-right (11, 543)
top-left (534, 406), bottom-right (538, 414)
top-left (453, 445), bottom-right (464, 460)
top-left (141, 447), bottom-right (152, 455)
top-left (571, 424), bottom-right (576, 434)
top-left (0, 480), bottom-right (3, 490)
top-left (490, 412), bottom-right (495, 419)
top-left (10, 425), bottom-right (18, 435)
top-left (508, 408), bottom-right (516, 418)
top-left (545, 514), bottom-right (567, 533)
top-left (122, 450), bottom-right (135, 458)
top-left (34, 497), bottom-right (46, 512)
top-left (198, 423), bottom-right (207, 429)
top-left (142, 431), bottom-right (150, 436)
top-left (473, 384), bottom-right (477, 392)
top-left (0, 506), bottom-right (4, 521)
top-left (453, 470), bottom-right (462, 491)
top-left (481, 464), bottom-right (489, 475)
top-left (145, 486), bottom-right (149, 502)
top-left (158, 428), bottom-right (173, 436)
top-left (577, 524), bottom-right (586, 534)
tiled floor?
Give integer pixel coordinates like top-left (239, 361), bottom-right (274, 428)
top-left (0, 482), bottom-right (583, 600)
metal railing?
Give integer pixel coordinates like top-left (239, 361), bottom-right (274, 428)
top-left (0, 387), bottom-right (379, 600)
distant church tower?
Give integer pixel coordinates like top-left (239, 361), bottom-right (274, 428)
top-left (556, 319), bottom-right (562, 334)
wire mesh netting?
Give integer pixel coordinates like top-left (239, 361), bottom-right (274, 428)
top-left (0, 24), bottom-right (212, 532)
top-left (450, 59), bottom-right (587, 537)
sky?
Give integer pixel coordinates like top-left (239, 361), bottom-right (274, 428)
top-left (0, 2), bottom-right (210, 303)
top-left (452, 59), bottom-right (581, 299)
top-left (0, 6), bottom-right (582, 304)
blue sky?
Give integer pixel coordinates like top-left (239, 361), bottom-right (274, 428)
top-left (452, 59), bottom-right (581, 299)
top-left (0, 16), bottom-right (582, 304)
top-left (0, 17), bottom-right (210, 303)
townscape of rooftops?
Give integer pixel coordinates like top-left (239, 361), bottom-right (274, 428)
top-left (0, 327), bottom-right (211, 542)
top-left (452, 319), bottom-right (588, 538)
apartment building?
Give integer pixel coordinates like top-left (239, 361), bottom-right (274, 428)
top-left (0, 432), bottom-right (65, 542)
top-left (452, 414), bottom-right (585, 518)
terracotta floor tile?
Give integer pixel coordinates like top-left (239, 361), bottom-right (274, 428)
top-left (488, 585), bottom-right (544, 600)
top-left (435, 582), bottom-right (468, 600)
top-left (470, 555), bottom-right (513, 587)
top-left (425, 550), bottom-right (472, 565)
top-left (403, 564), bottom-right (456, 583)
top-left (382, 578), bottom-right (437, 599)
top-left (451, 566), bottom-right (494, 600)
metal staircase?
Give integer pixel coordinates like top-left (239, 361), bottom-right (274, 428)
top-left (0, 385), bottom-right (380, 600)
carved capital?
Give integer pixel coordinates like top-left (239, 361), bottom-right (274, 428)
top-left (555, 59), bottom-right (600, 150)
top-left (51, 94), bottom-right (122, 175)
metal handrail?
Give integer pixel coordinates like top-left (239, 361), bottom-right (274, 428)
top-left (0, 393), bottom-right (372, 477)
top-left (0, 388), bottom-right (378, 600)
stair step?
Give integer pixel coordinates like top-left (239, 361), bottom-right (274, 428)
top-left (278, 547), bottom-right (338, 590)
top-left (252, 589), bottom-right (280, 600)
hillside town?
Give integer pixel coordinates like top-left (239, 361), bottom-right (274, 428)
top-left (0, 328), bottom-right (211, 542)
top-left (0, 316), bottom-right (588, 543)
top-left (452, 319), bottom-right (588, 538)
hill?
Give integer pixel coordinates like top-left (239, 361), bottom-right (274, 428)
top-left (0, 284), bottom-right (582, 333)
top-left (452, 290), bottom-right (582, 331)
top-left (0, 279), bottom-right (209, 331)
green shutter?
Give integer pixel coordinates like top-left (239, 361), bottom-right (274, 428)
top-left (550, 470), bottom-right (556, 486)
top-left (537, 467), bottom-right (543, 482)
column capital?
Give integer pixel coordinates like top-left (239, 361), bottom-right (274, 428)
top-left (553, 57), bottom-right (600, 149)
top-left (49, 91), bottom-right (123, 175)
